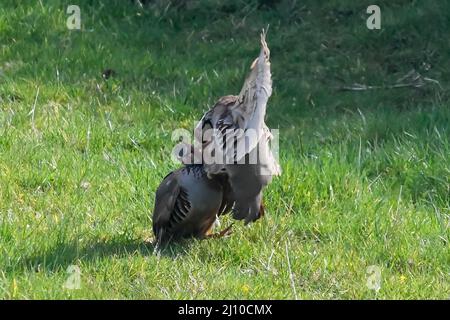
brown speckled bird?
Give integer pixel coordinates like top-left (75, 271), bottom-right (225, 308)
top-left (194, 30), bottom-right (280, 223)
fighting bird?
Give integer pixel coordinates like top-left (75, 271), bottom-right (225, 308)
top-left (152, 165), bottom-right (234, 244)
top-left (152, 30), bottom-right (280, 244)
top-left (195, 30), bottom-right (280, 223)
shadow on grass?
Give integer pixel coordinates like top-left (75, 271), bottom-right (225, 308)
top-left (17, 236), bottom-right (193, 273)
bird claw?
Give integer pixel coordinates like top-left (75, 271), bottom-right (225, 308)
top-left (206, 223), bottom-right (234, 239)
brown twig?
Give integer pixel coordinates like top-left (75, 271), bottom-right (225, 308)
top-left (336, 69), bottom-right (441, 92)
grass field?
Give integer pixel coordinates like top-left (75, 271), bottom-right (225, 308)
top-left (0, 0), bottom-right (449, 299)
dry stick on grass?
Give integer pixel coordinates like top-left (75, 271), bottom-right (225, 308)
top-left (336, 69), bottom-right (442, 92)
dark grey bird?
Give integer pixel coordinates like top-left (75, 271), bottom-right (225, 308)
top-left (152, 165), bottom-right (234, 244)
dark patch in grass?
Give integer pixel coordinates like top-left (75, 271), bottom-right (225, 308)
top-left (15, 236), bottom-right (193, 273)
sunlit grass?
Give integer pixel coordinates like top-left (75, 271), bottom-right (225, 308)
top-left (0, 0), bottom-right (449, 299)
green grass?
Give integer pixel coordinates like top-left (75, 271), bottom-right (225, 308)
top-left (0, 0), bottom-right (449, 299)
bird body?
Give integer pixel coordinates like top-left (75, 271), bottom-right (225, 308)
top-left (152, 165), bottom-right (233, 243)
top-left (195, 30), bottom-right (279, 223)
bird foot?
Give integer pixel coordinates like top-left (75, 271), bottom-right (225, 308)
top-left (206, 223), bottom-right (234, 239)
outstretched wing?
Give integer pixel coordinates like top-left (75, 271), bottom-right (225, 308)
top-left (230, 28), bottom-right (272, 134)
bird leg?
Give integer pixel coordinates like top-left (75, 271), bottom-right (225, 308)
top-left (205, 223), bottom-right (234, 239)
